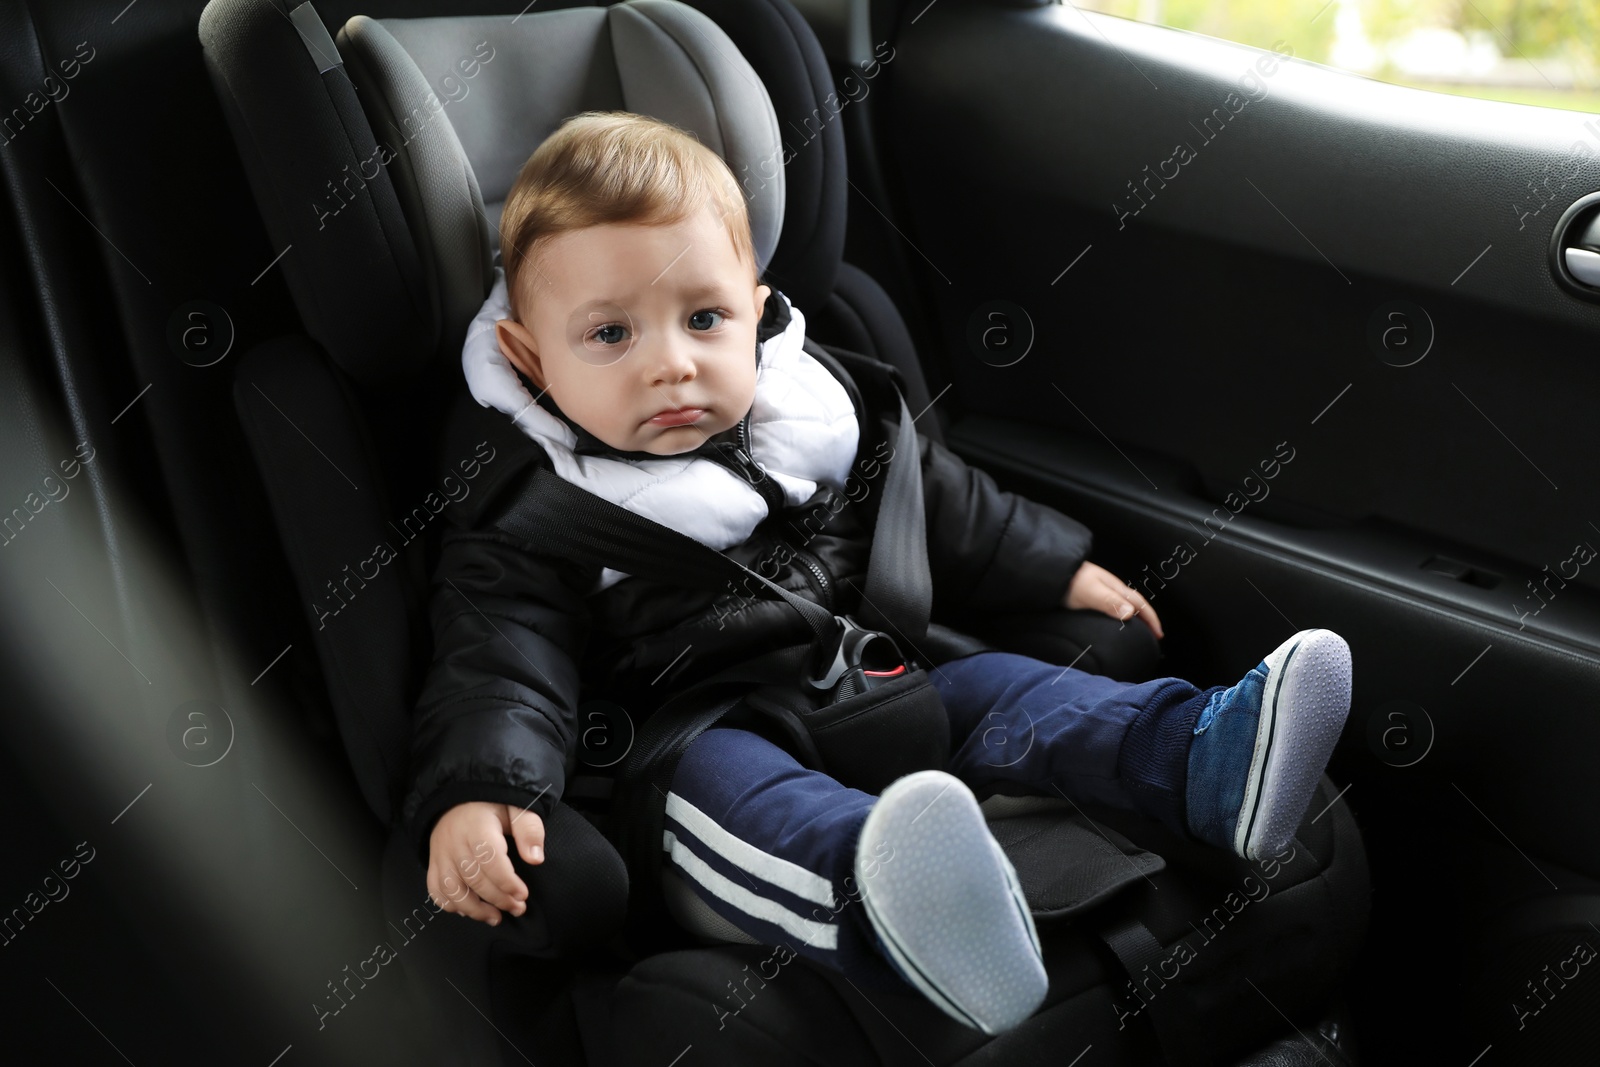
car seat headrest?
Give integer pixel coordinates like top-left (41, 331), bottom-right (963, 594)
top-left (201, 0), bottom-right (787, 389)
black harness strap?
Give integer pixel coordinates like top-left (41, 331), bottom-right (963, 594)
top-left (1099, 914), bottom-right (1204, 1067)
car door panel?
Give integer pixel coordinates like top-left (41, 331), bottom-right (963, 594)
top-left (870, 1), bottom-right (1600, 1056)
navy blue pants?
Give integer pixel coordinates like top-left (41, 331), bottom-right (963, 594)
top-left (663, 650), bottom-right (1224, 994)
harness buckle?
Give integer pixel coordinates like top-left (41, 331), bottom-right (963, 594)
top-left (806, 615), bottom-right (908, 693)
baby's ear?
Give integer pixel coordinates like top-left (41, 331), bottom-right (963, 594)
top-left (495, 318), bottom-right (545, 389)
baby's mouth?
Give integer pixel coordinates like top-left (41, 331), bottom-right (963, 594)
top-left (646, 406), bottom-right (706, 428)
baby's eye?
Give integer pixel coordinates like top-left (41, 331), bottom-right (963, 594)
top-left (688, 308), bottom-right (725, 331)
top-left (588, 323), bottom-right (629, 346)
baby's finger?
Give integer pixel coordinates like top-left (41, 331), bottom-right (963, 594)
top-left (1096, 580), bottom-right (1138, 625)
top-left (1102, 579), bottom-right (1163, 639)
top-left (507, 807), bottom-right (545, 865)
top-left (1137, 599), bottom-right (1165, 639)
top-left (439, 868), bottom-right (502, 926)
top-left (456, 886), bottom-right (501, 926)
top-left (1113, 582), bottom-right (1163, 639)
top-left (457, 840), bottom-right (521, 916)
top-left (427, 862), bottom-right (470, 912)
top-left (478, 841), bottom-right (530, 917)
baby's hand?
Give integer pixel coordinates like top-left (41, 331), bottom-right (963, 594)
top-left (426, 801), bottom-right (546, 926)
top-left (1064, 561), bottom-right (1165, 639)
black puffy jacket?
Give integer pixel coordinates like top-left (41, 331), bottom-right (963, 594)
top-left (398, 295), bottom-right (1095, 865)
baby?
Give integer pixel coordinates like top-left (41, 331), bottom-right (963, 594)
top-left (406, 111), bottom-right (1354, 1035)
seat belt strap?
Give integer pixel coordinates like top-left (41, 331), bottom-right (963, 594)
top-left (855, 389), bottom-right (930, 645)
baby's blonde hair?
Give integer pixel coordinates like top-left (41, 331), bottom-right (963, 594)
top-left (497, 110), bottom-right (760, 320)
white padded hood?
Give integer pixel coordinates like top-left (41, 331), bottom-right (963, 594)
top-left (461, 268), bottom-right (860, 591)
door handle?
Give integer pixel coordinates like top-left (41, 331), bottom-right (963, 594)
top-left (1551, 192), bottom-right (1600, 299)
top-left (1567, 247), bottom-right (1600, 287)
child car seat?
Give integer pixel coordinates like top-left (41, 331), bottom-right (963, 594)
top-left (196, 2), bottom-right (1369, 1064)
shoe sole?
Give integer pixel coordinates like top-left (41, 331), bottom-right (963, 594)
top-left (856, 770), bottom-right (1047, 1035)
top-left (1234, 629), bottom-right (1353, 860)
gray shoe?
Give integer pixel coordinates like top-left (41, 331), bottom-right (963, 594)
top-left (854, 769), bottom-right (1048, 1034)
top-left (1186, 628), bottom-right (1354, 860)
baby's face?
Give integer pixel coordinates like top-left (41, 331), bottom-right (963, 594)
top-left (495, 204), bottom-right (771, 456)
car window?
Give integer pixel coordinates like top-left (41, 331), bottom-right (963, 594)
top-left (1076, 0), bottom-right (1600, 115)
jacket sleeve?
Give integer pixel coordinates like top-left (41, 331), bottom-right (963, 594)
top-left (398, 522), bottom-right (595, 869)
top-left (914, 426), bottom-right (1095, 616)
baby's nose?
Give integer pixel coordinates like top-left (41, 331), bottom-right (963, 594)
top-left (648, 343), bottom-right (697, 385)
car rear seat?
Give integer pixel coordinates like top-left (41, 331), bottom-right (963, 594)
top-left (0, 0), bottom-right (1365, 1062)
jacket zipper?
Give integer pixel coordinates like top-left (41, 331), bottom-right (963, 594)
top-left (730, 411), bottom-right (787, 516)
top-left (790, 546), bottom-right (835, 612)
top-left (731, 411), bottom-right (833, 611)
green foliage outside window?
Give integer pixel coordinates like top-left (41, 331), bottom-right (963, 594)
top-left (1077, 0), bottom-right (1600, 114)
